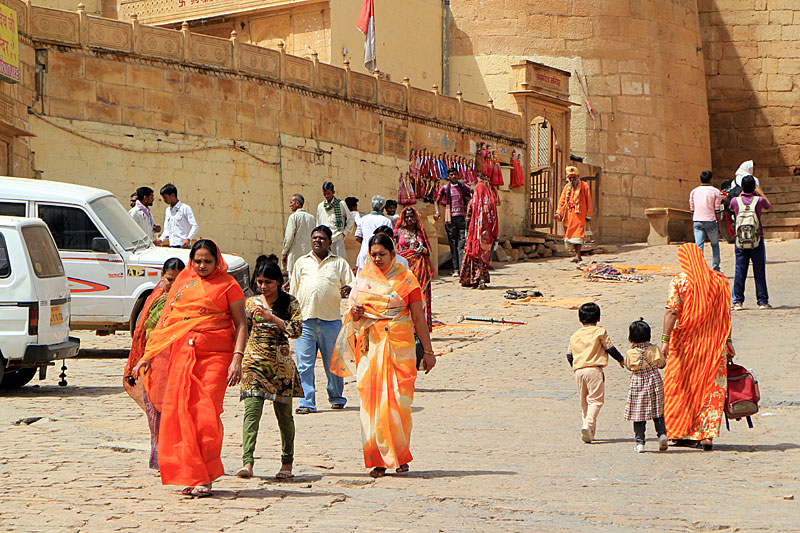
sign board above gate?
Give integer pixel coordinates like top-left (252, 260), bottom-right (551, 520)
top-left (510, 61), bottom-right (570, 100)
top-left (0, 4), bottom-right (20, 84)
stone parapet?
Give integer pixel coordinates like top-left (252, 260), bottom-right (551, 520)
top-left (12, 1), bottom-right (524, 144)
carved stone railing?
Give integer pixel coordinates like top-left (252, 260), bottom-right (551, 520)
top-left (8, 0), bottom-right (525, 142)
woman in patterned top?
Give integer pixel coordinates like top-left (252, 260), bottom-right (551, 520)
top-left (236, 261), bottom-right (304, 479)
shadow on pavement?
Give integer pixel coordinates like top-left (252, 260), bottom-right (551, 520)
top-left (415, 388), bottom-right (476, 393)
top-left (78, 349), bottom-right (129, 358)
top-left (320, 469), bottom-right (517, 479)
top-left (213, 488), bottom-right (346, 499)
top-left (711, 442), bottom-right (800, 453)
top-left (0, 385), bottom-right (123, 398)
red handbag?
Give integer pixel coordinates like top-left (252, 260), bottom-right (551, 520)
top-left (725, 362), bottom-right (760, 429)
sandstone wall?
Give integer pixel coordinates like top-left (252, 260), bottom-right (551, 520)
top-left (698, 0), bottom-right (800, 181)
top-left (9, 2), bottom-right (525, 265)
top-left (449, 0), bottom-right (712, 241)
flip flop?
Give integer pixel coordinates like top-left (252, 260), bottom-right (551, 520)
top-left (235, 465), bottom-right (253, 479)
top-left (190, 485), bottom-right (212, 498)
top-left (369, 467), bottom-right (386, 478)
top-left (181, 487), bottom-right (193, 496)
top-left (276, 470), bottom-right (294, 479)
top-left (395, 464), bottom-right (409, 473)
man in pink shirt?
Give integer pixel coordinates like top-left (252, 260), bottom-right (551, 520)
top-left (689, 171), bottom-right (722, 271)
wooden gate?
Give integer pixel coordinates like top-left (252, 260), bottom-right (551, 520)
top-left (529, 166), bottom-right (557, 232)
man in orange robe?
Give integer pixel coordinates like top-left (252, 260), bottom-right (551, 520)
top-left (555, 166), bottom-right (593, 262)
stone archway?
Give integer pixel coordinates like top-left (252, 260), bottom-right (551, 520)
top-left (509, 61), bottom-right (576, 234)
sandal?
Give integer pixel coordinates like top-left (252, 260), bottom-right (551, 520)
top-left (190, 484), bottom-right (212, 498)
top-left (181, 486), bottom-right (194, 496)
top-left (395, 464), bottom-right (409, 473)
top-left (369, 467), bottom-right (386, 478)
top-left (276, 470), bottom-right (294, 480)
top-left (235, 464), bottom-right (253, 479)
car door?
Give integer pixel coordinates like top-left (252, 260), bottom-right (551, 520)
top-left (35, 202), bottom-right (125, 320)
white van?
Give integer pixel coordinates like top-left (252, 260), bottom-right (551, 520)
top-left (0, 177), bottom-right (250, 333)
top-left (0, 216), bottom-right (79, 388)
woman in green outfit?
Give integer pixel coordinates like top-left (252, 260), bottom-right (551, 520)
top-left (236, 261), bottom-right (304, 479)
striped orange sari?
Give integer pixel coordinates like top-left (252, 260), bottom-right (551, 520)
top-left (331, 258), bottom-right (420, 469)
top-left (663, 243), bottom-right (731, 440)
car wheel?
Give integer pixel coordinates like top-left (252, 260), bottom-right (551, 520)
top-left (129, 291), bottom-right (151, 336)
top-left (0, 367), bottom-right (37, 389)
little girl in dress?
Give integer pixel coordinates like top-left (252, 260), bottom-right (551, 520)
top-left (624, 318), bottom-right (668, 453)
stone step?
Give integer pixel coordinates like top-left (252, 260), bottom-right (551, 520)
top-left (761, 215), bottom-right (800, 227)
top-left (767, 191), bottom-right (800, 204)
top-left (764, 230), bottom-right (800, 239)
top-left (759, 178), bottom-right (800, 193)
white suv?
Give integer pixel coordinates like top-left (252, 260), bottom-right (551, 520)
top-left (0, 177), bottom-right (250, 334)
top-left (0, 216), bottom-right (79, 388)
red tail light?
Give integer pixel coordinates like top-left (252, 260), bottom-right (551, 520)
top-left (28, 303), bottom-right (39, 336)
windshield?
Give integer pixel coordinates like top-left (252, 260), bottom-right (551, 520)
top-left (90, 196), bottom-right (150, 252)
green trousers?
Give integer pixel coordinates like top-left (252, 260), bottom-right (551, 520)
top-left (242, 396), bottom-right (295, 466)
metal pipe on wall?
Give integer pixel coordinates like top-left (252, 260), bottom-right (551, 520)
top-left (442, 0), bottom-right (450, 95)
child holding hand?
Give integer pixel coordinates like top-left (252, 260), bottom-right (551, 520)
top-left (623, 318), bottom-right (668, 453)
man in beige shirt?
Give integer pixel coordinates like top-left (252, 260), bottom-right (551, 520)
top-left (281, 193), bottom-right (317, 276)
top-left (566, 303), bottom-right (624, 443)
top-left (290, 225), bottom-right (354, 414)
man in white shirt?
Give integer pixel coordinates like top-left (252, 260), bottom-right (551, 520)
top-left (281, 193), bottom-right (317, 276)
top-left (156, 183), bottom-right (198, 248)
top-left (290, 225), bottom-right (354, 414)
top-left (316, 181), bottom-right (354, 261)
top-left (128, 186), bottom-right (160, 241)
top-left (355, 195), bottom-right (393, 271)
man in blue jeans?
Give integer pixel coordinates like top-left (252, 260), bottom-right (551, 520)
top-left (289, 225), bottom-right (354, 413)
top-left (689, 170), bottom-right (722, 272)
top-left (731, 175), bottom-right (771, 310)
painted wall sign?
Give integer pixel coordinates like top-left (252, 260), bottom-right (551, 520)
top-left (0, 4), bottom-right (20, 84)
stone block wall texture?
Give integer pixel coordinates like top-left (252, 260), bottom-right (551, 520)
top-left (449, 0), bottom-right (712, 242)
top-left (11, 2), bottom-right (524, 265)
top-left (698, 0), bottom-right (800, 181)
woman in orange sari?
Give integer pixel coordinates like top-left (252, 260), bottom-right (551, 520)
top-left (661, 243), bottom-right (735, 451)
top-left (395, 206), bottom-right (434, 330)
top-left (132, 240), bottom-right (247, 497)
top-left (331, 234), bottom-right (436, 478)
top-left (123, 257), bottom-right (185, 470)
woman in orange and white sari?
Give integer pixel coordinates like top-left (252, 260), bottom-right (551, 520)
top-left (331, 233), bottom-right (436, 478)
top-left (132, 240), bottom-right (247, 497)
top-left (661, 243), bottom-right (735, 451)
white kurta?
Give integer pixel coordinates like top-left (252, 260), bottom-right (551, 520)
top-left (281, 208), bottom-right (317, 274)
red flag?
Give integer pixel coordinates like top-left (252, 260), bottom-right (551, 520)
top-left (356, 0), bottom-right (376, 72)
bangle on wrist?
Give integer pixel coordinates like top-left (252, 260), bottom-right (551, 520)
top-left (661, 334), bottom-right (670, 342)
top-left (423, 350), bottom-right (434, 355)
top-left (233, 350), bottom-right (244, 356)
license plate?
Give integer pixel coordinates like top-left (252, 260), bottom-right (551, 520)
top-left (50, 305), bottom-right (63, 325)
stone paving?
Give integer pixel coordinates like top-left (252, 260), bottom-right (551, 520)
top-left (2, 240), bottom-right (799, 531)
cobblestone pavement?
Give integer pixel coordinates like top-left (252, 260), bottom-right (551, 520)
top-left (2, 240), bottom-right (799, 531)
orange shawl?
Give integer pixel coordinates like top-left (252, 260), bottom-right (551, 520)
top-left (141, 247), bottom-right (235, 411)
top-left (331, 259), bottom-right (420, 469)
top-left (123, 281), bottom-right (166, 411)
top-left (663, 243), bottom-right (731, 438)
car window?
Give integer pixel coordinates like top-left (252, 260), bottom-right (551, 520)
top-left (22, 225), bottom-right (64, 278)
top-left (37, 204), bottom-right (103, 251)
top-left (0, 233), bottom-right (10, 278)
top-left (90, 196), bottom-right (148, 252)
top-left (0, 201), bottom-right (26, 217)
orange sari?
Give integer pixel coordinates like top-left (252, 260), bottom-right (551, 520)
top-left (141, 246), bottom-right (244, 487)
top-left (331, 259), bottom-right (421, 469)
top-left (557, 180), bottom-right (592, 243)
top-left (123, 281), bottom-right (166, 411)
top-left (663, 243), bottom-right (731, 440)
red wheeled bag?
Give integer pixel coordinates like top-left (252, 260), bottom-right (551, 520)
top-left (725, 363), bottom-right (760, 430)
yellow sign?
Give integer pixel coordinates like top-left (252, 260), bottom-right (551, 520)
top-left (0, 4), bottom-right (19, 84)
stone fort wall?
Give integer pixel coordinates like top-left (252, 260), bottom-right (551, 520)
top-left (448, 0), bottom-right (712, 241)
top-left (698, 0), bottom-right (800, 181)
top-left (1, 0), bottom-right (526, 264)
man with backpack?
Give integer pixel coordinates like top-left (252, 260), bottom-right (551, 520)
top-left (731, 175), bottom-right (771, 310)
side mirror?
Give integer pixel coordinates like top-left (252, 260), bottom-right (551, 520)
top-left (91, 237), bottom-right (112, 253)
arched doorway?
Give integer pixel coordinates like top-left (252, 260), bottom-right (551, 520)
top-left (528, 117), bottom-right (562, 232)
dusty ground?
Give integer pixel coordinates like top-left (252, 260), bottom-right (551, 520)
top-left (1, 240), bottom-right (799, 532)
